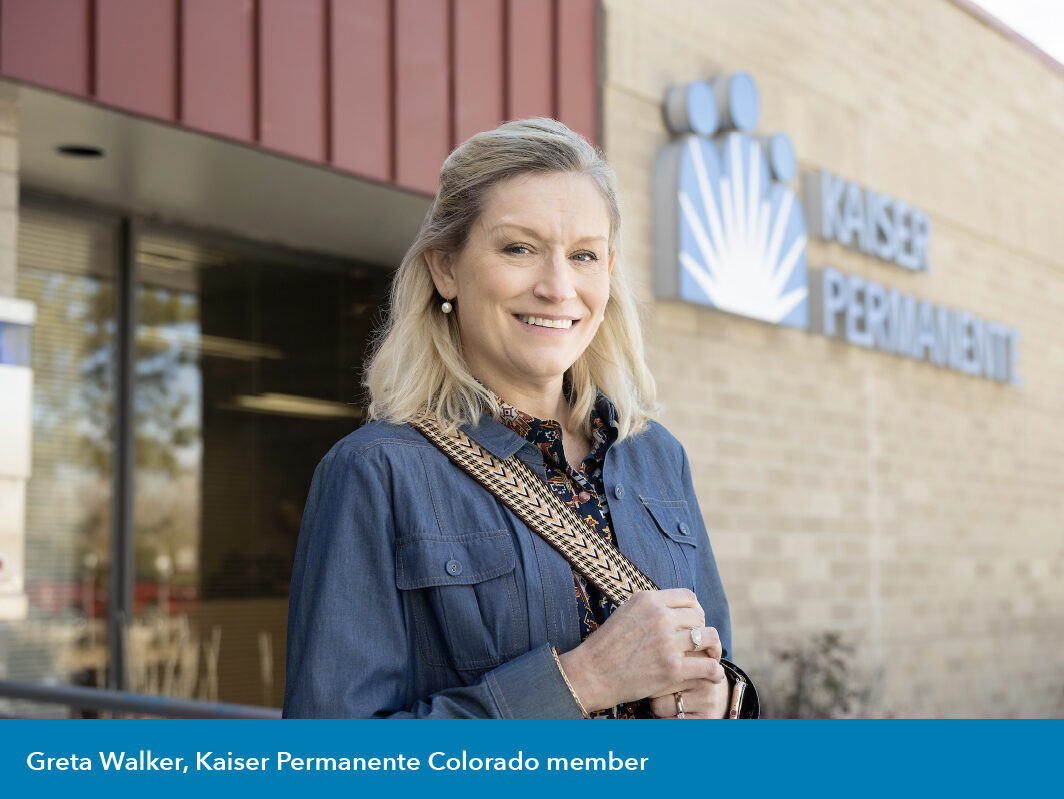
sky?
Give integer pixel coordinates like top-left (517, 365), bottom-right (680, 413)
top-left (969, 0), bottom-right (1064, 66)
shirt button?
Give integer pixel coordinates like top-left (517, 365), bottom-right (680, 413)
top-left (678, 522), bottom-right (689, 536)
top-left (613, 484), bottom-right (625, 500)
top-left (445, 559), bottom-right (462, 576)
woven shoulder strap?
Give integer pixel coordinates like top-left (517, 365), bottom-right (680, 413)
top-left (411, 415), bottom-right (759, 718)
top-left (410, 415), bottom-right (656, 606)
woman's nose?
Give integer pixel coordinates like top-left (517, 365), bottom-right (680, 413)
top-left (532, 253), bottom-right (577, 302)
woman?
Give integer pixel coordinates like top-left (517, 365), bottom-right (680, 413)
top-left (283, 118), bottom-right (739, 718)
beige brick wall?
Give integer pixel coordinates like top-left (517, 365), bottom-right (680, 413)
top-left (0, 83), bottom-right (17, 297)
top-left (601, 0), bottom-right (1064, 717)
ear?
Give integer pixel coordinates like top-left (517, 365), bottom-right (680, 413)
top-left (424, 249), bottom-right (458, 299)
top-left (607, 250), bottom-right (616, 276)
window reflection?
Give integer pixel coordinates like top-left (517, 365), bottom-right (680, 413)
top-left (131, 250), bottom-right (205, 703)
top-left (4, 208), bottom-right (388, 714)
top-left (131, 232), bottom-right (386, 707)
top-left (3, 210), bottom-right (117, 717)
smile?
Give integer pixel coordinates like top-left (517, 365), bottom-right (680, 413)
top-left (515, 315), bottom-right (575, 329)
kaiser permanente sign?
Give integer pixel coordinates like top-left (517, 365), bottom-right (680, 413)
top-left (653, 73), bottom-right (1021, 385)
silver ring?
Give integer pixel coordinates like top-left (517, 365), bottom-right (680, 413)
top-left (674, 691), bottom-right (686, 719)
top-left (690, 626), bottom-right (703, 651)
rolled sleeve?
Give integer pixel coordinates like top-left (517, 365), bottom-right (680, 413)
top-left (485, 644), bottom-right (586, 719)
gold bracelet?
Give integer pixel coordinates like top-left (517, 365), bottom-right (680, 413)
top-left (550, 646), bottom-right (590, 718)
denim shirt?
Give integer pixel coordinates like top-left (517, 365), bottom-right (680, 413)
top-left (282, 409), bottom-right (732, 718)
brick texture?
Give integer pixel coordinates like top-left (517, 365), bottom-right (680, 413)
top-left (601, 0), bottom-right (1064, 717)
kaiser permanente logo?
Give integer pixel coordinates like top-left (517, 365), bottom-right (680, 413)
top-left (653, 72), bottom-right (1021, 384)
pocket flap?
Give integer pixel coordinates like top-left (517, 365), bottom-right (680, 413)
top-left (395, 530), bottom-right (516, 589)
top-left (639, 497), bottom-right (697, 546)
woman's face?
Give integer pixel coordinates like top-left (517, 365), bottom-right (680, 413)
top-left (427, 171), bottom-right (613, 401)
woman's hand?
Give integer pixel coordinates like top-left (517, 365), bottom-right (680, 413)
top-left (557, 589), bottom-right (725, 712)
top-left (649, 623), bottom-right (728, 718)
top-left (648, 668), bottom-right (729, 719)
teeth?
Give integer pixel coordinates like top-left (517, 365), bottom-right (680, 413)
top-left (518, 315), bottom-right (573, 329)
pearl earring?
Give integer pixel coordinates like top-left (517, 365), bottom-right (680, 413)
top-left (441, 300), bottom-right (453, 314)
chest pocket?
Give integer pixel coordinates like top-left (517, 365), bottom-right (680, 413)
top-left (637, 497), bottom-right (699, 590)
top-left (395, 530), bottom-right (525, 672)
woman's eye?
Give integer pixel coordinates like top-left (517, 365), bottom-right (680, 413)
top-left (572, 251), bottom-right (599, 262)
top-left (503, 244), bottom-right (530, 255)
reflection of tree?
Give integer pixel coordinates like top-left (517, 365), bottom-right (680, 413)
top-left (78, 287), bottom-right (200, 472)
top-left (28, 274), bottom-right (121, 580)
top-left (75, 280), bottom-right (116, 476)
top-left (37, 278), bottom-right (203, 584)
top-left (16, 271), bottom-right (115, 585)
top-left (130, 288), bottom-right (202, 582)
top-left (65, 279), bottom-right (118, 583)
top-left (134, 474), bottom-right (199, 584)
top-left (10, 266), bottom-right (116, 693)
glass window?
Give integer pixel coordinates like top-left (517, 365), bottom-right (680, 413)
top-left (131, 231), bottom-right (388, 707)
top-left (4, 205), bottom-right (389, 715)
top-left (2, 209), bottom-right (118, 717)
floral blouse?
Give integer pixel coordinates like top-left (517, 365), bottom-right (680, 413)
top-left (497, 395), bottom-right (653, 719)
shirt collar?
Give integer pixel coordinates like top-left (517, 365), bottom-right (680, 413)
top-left (460, 393), bottom-right (618, 460)
top-left (595, 393), bottom-right (619, 429)
top-left (459, 412), bottom-right (533, 461)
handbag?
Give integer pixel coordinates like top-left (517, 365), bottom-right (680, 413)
top-left (411, 414), bottom-right (759, 719)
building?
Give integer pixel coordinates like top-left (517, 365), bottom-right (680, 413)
top-left (0, 0), bottom-right (1061, 717)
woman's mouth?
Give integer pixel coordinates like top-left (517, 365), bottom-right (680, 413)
top-left (515, 314), bottom-right (575, 330)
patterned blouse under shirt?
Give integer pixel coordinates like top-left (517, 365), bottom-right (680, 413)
top-left (496, 395), bottom-right (653, 719)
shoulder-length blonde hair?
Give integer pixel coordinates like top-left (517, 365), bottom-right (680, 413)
top-left (365, 117), bottom-right (657, 440)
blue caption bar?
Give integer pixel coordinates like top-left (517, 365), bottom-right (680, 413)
top-left (0, 719), bottom-right (1058, 798)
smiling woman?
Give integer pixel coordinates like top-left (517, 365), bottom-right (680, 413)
top-left (423, 171), bottom-right (613, 466)
top-left (283, 119), bottom-right (752, 719)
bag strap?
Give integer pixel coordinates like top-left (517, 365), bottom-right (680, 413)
top-left (410, 415), bottom-right (656, 606)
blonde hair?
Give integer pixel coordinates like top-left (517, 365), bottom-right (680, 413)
top-left (365, 118), bottom-right (657, 440)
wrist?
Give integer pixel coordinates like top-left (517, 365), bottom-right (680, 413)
top-left (556, 646), bottom-right (604, 714)
top-left (550, 646), bottom-right (590, 717)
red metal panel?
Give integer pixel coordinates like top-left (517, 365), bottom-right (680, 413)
top-left (181, 0), bottom-right (255, 141)
top-left (453, 0), bottom-right (504, 143)
top-left (555, 0), bottom-right (597, 144)
top-left (506, 0), bottom-right (553, 120)
top-left (258, 0), bottom-right (327, 161)
top-left (1, 0), bottom-right (599, 194)
top-left (330, 0), bottom-right (391, 181)
top-left (95, 0), bottom-right (178, 120)
top-left (0, 0), bottom-right (93, 96)
top-left (394, 0), bottom-right (450, 194)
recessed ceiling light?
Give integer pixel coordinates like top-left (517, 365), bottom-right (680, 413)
top-left (55, 144), bottom-right (105, 158)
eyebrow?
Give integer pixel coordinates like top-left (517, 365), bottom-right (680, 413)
top-left (490, 223), bottom-right (607, 246)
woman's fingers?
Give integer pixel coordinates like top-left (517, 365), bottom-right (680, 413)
top-left (648, 678), bottom-right (729, 718)
top-left (672, 608), bottom-right (707, 632)
top-left (677, 654), bottom-right (726, 686)
top-left (650, 670), bottom-right (731, 719)
top-left (652, 588), bottom-right (705, 613)
top-left (648, 692), bottom-right (684, 719)
top-left (676, 625), bottom-right (723, 661)
top-left (654, 647), bottom-right (726, 696)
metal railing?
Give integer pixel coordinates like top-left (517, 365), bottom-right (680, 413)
top-left (0, 679), bottom-right (281, 718)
